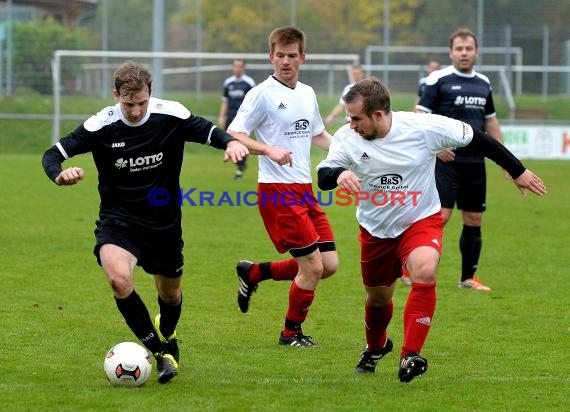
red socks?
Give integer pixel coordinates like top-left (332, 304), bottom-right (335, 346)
top-left (401, 281), bottom-right (436, 357)
top-left (248, 259), bottom-right (298, 284)
top-left (365, 300), bottom-right (394, 351)
top-left (283, 281), bottom-right (315, 337)
top-left (269, 259), bottom-right (299, 281)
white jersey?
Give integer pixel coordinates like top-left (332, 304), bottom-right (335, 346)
top-left (316, 112), bottom-right (473, 238)
top-left (229, 75), bottom-right (325, 183)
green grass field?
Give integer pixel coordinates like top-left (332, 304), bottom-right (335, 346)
top-left (0, 147), bottom-right (568, 411)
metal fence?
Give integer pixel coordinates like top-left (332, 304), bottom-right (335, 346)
top-left (1, 1), bottom-right (570, 99)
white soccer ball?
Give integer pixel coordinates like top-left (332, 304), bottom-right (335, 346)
top-left (103, 342), bottom-right (152, 387)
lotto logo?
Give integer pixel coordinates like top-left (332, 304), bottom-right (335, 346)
top-left (115, 152), bottom-right (164, 171)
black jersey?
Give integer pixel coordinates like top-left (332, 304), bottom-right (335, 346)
top-left (222, 74), bottom-right (255, 126)
top-left (44, 97), bottom-right (226, 231)
top-left (417, 76), bottom-right (428, 98)
top-left (417, 65), bottom-right (497, 163)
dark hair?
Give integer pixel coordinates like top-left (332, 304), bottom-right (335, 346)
top-left (268, 26), bottom-right (305, 54)
top-left (114, 60), bottom-right (152, 96)
top-left (344, 79), bottom-right (391, 117)
top-left (449, 28), bottom-right (478, 50)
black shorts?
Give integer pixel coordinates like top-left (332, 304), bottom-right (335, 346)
top-left (435, 160), bottom-right (487, 212)
top-left (93, 220), bottom-right (184, 278)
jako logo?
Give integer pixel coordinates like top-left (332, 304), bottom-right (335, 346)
top-left (111, 142), bottom-right (125, 148)
top-left (115, 152), bottom-right (164, 169)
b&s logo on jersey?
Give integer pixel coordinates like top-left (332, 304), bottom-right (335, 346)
top-left (369, 174), bottom-right (407, 191)
top-left (115, 152), bottom-right (164, 172)
top-left (284, 119), bottom-right (310, 139)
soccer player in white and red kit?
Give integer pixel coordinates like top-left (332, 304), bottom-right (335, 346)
top-left (317, 79), bottom-right (546, 382)
top-left (228, 26), bottom-right (338, 347)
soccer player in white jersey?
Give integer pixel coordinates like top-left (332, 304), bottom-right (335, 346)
top-left (228, 26), bottom-right (339, 347)
top-left (325, 65), bottom-right (365, 126)
top-left (317, 79), bottom-right (546, 382)
top-left (42, 60), bottom-right (248, 384)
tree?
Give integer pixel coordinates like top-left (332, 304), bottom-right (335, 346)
top-left (178, 0), bottom-right (421, 55)
top-left (12, 18), bottom-right (88, 94)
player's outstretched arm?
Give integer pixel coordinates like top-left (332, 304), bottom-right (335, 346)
top-left (228, 130), bottom-right (293, 167)
top-left (467, 127), bottom-right (547, 197)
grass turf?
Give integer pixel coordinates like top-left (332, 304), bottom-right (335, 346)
top-left (0, 150), bottom-right (568, 411)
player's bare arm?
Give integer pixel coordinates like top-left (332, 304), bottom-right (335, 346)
top-left (218, 100), bottom-right (228, 129)
top-left (311, 131), bottom-right (332, 151)
top-left (228, 130), bottom-right (293, 166)
top-left (485, 116), bottom-right (504, 144)
top-left (55, 167), bottom-right (84, 186)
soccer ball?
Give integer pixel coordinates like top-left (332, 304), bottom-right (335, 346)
top-left (104, 342), bottom-right (152, 387)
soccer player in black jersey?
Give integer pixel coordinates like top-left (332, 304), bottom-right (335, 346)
top-left (416, 28), bottom-right (504, 292)
top-left (217, 59), bottom-right (256, 181)
top-left (42, 60), bottom-right (248, 383)
top-left (412, 58), bottom-right (440, 111)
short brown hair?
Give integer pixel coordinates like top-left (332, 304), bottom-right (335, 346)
top-left (344, 79), bottom-right (391, 117)
top-left (268, 26), bottom-right (305, 54)
top-left (449, 28), bottom-right (478, 50)
top-left (114, 60), bottom-right (152, 96)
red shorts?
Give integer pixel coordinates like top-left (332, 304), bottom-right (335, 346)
top-left (360, 212), bottom-right (443, 287)
top-left (258, 183), bottom-right (335, 256)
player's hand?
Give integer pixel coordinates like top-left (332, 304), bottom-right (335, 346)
top-left (224, 140), bottom-right (249, 163)
top-left (55, 167), bottom-right (84, 186)
top-left (437, 149), bottom-right (455, 162)
top-left (513, 169), bottom-right (547, 197)
top-left (266, 147), bottom-right (293, 167)
top-left (337, 170), bottom-right (362, 194)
